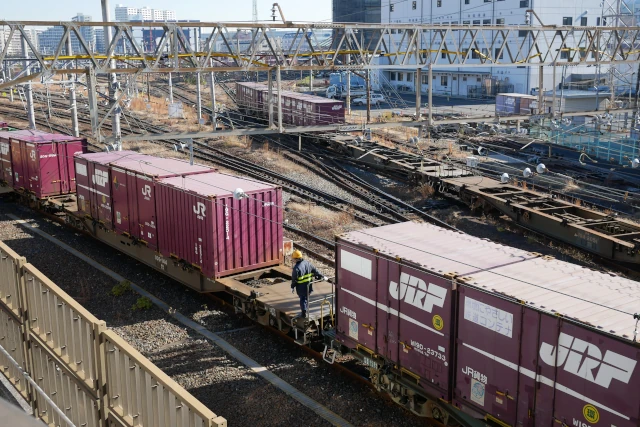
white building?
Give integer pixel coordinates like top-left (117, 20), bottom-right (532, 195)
top-left (115, 4), bottom-right (176, 22)
top-left (0, 28), bottom-right (41, 57)
top-left (382, 0), bottom-right (609, 97)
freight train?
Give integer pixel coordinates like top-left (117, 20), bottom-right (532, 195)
top-left (0, 128), bottom-right (638, 427)
top-left (236, 82), bottom-right (345, 126)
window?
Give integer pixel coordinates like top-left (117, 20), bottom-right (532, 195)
top-left (472, 49), bottom-right (480, 59)
top-left (398, 73), bottom-right (404, 82)
top-left (463, 21), bottom-right (470, 25)
top-left (390, 72), bottom-right (397, 81)
top-left (463, 76), bottom-right (467, 81)
top-left (437, 0), bottom-right (442, 6)
top-left (407, 73), bottom-right (413, 82)
top-left (496, 18), bottom-right (505, 25)
top-left (391, 29), bottom-right (397, 34)
top-left (484, 0), bottom-right (492, 2)
top-left (562, 17), bottom-right (573, 25)
top-left (519, 0), bottom-right (529, 7)
top-left (560, 50), bottom-right (568, 59)
top-left (581, 17), bottom-right (587, 26)
top-left (483, 19), bottom-right (491, 25)
top-left (518, 30), bottom-right (529, 37)
top-left (441, 76), bottom-right (448, 86)
top-left (390, 4), bottom-right (394, 11)
top-left (465, 0), bottom-right (469, 3)
top-left (597, 17), bottom-right (601, 25)
top-left (442, 51), bottom-right (447, 59)
top-left (412, 1), bottom-right (417, 9)
top-left (453, 76), bottom-right (457, 80)
top-left (494, 48), bottom-right (504, 59)
top-left (473, 20), bottom-right (480, 25)
top-left (477, 77), bottom-right (481, 82)
top-left (422, 75), bottom-right (428, 84)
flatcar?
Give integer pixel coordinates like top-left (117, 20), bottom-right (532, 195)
top-left (236, 82), bottom-right (345, 126)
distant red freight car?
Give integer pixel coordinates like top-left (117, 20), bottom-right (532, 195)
top-left (156, 172), bottom-right (283, 278)
top-left (5, 130), bottom-right (86, 198)
top-left (236, 82), bottom-right (345, 126)
top-left (108, 156), bottom-right (211, 249)
top-left (74, 151), bottom-right (145, 227)
top-left (335, 222), bottom-right (640, 426)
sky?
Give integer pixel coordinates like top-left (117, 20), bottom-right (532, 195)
top-left (0, 0), bottom-right (332, 22)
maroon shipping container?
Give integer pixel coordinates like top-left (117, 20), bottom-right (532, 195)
top-left (74, 151), bottom-right (144, 226)
top-left (156, 172), bottom-right (283, 278)
top-left (109, 156), bottom-right (211, 249)
top-left (7, 130), bottom-right (86, 197)
top-left (335, 222), bottom-right (640, 426)
top-left (0, 130), bottom-right (19, 186)
top-left (236, 82), bottom-right (345, 126)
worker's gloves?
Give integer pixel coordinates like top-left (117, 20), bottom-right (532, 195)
top-left (291, 288), bottom-right (295, 294)
top-left (323, 276), bottom-right (328, 281)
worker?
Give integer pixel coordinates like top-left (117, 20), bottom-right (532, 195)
top-left (291, 250), bottom-right (326, 318)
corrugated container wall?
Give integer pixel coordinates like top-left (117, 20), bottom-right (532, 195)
top-left (74, 151), bottom-right (145, 227)
top-left (109, 157), bottom-right (212, 249)
top-left (335, 222), bottom-right (640, 427)
top-left (0, 131), bottom-right (15, 186)
top-left (156, 172), bottom-right (283, 278)
top-left (6, 131), bottom-right (87, 198)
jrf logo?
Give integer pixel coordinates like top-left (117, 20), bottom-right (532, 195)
top-left (389, 272), bottom-right (447, 312)
top-left (92, 170), bottom-right (108, 187)
top-left (539, 332), bottom-right (637, 388)
top-left (193, 202), bottom-right (206, 219)
top-left (29, 150), bottom-right (36, 161)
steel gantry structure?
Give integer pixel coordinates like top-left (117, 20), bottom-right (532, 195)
top-left (2, 17), bottom-right (640, 143)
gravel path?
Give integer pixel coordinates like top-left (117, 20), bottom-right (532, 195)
top-left (0, 200), bottom-right (424, 426)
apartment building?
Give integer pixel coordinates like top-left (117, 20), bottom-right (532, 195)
top-left (383, 0), bottom-right (609, 97)
top-left (0, 28), bottom-right (41, 57)
top-left (115, 5), bottom-right (176, 22)
top-left (38, 14), bottom-right (95, 55)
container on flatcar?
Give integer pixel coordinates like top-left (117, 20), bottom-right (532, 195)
top-left (0, 130), bottom-right (22, 186)
top-left (335, 222), bottom-right (640, 426)
top-left (236, 82), bottom-right (345, 126)
top-left (74, 151), bottom-right (144, 227)
top-left (495, 93), bottom-right (536, 116)
top-left (155, 172), bottom-right (283, 278)
top-left (108, 157), bottom-right (212, 249)
top-left (0, 122), bottom-right (7, 130)
top-left (334, 223), bottom-right (536, 401)
top-left (7, 130), bottom-right (87, 197)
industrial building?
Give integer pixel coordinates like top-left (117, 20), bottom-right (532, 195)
top-left (382, 0), bottom-right (613, 98)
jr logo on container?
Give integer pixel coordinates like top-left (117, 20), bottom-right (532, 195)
top-left (193, 202), bottom-right (206, 220)
top-left (0, 143), bottom-right (9, 156)
top-left (389, 272), bottom-right (447, 312)
top-left (540, 332), bottom-right (637, 388)
top-left (141, 185), bottom-right (151, 200)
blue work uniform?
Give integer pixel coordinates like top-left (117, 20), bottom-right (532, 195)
top-left (291, 259), bottom-right (321, 317)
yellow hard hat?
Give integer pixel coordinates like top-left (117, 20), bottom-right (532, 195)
top-left (292, 250), bottom-right (303, 259)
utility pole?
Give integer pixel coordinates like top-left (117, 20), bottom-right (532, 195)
top-left (209, 68), bottom-right (216, 131)
top-left (277, 65), bottom-right (283, 131)
top-left (268, 69), bottom-right (274, 128)
top-left (168, 72), bottom-right (174, 103)
top-left (196, 72), bottom-right (202, 125)
top-left (366, 69), bottom-right (371, 123)
top-left (101, 0), bottom-right (121, 149)
top-left (415, 68), bottom-right (422, 119)
top-left (346, 54), bottom-right (351, 115)
top-left (21, 35), bottom-right (35, 130)
top-left (428, 64), bottom-right (433, 134)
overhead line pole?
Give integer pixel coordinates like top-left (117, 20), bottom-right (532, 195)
top-left (20, 35), bottom-right (35, 130)
top-left (101, 0), bottom-right (121, 150)
top-left (66, 36), bottom-right (79, 137)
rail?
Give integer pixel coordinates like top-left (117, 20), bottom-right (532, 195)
top-left (0, 241), bottom-right (226, 427)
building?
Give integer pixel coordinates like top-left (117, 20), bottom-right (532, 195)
top-left (0, 28), bottom-right (41, 57)
top-left (37, 14), bottom-right (96, 55)
top-left (115, 4), bottom-right (176, 22)
top-left (382, 0), bottom-right (609, 97)
top-left (332, 0), bottom-right (381, 49)
top-left (71, 13), bottom-right (95, 54)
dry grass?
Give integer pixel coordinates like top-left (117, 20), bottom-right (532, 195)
top-left (286, 202), bottom-right (357, 238)
top-left (417, 183), bottom-right (435, 198)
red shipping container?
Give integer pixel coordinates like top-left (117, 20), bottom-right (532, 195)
top-left (74, 151), bottom-right (144, 226)
top-left (156, 172), bottom-right (283, 278)
top-left (335, 222), bottom-right (640, 426)
top-left (2, 130), bottom-right (51, 188)
top-left (109, 156), bottom-right (211, 249)
top-left (7, 131), bottom-right (86, 197)
top-left (0, 130), bottom-right (19, 186)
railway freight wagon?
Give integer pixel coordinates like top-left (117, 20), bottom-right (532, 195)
top-left (0, 130), bottom-right (86, 197)
top-left (334, 222), bottom-right (640, 426)
top-left (236, 82), bottom-right (345, 126)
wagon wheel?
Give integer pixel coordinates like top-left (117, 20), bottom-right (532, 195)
top-left (522, 211), bottom-right (531, 222)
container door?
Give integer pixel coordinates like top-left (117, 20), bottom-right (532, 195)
top-left (61, 141), bottom-right (83, 194)
top-left (335, 244), bottom-right (377, 351)
top-left (135, 174), bottom-right (159, 249)
top-left (31, 142), bottom-right (60, 197)
top-left (454, 287), bottom-right (521, 426)
top-left (74, 159), bottom-right (91, 217)
top-left (0, 139), bottom-right (13, 186)
top-left (91, 163), bottom-right (111, 225)
top-left (10, 140), bottom-right (24, 188)
top-left (111, 167), bottom-right (131, 235)
top-left (395, 265), bottom-right (452, 397)
top-left (377, 257), bottom-right (399, 360)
